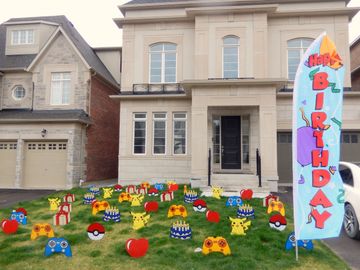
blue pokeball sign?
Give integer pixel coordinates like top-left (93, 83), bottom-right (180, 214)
top-left (293, 33), bottom-right (345, 240)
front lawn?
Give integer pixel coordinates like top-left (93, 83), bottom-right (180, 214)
top-left (0, 186), bottom-right (350, 270)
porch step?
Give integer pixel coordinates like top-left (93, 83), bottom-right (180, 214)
top-left (208, 173), bottom-right (270, 196)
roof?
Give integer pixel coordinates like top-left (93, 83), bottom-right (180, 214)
top-left (123, 0), bottom-right (351, 5)
top-left (0, 15), bottom-right (119, 88)
top-left (0, 109), bottom-right (92, 124)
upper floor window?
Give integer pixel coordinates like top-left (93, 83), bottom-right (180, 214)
top-left (149, 43), bottom-right (176, 83)
top-left (12, 85), bottom-right (26, 100)
top-left (287, 38), bottom-right (314, 80)
top-left (223, 35), bottom-right (239, 79)
top-left (11, 30), bottom-right (34, 45)
top-left (50, 72), bottom-right (71, 105)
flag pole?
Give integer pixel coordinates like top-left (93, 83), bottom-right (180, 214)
top-left (295, 239), bottom-right (299, 261)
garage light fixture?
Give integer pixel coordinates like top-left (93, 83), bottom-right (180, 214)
top-left (41, 129), bottom-right (47, 138)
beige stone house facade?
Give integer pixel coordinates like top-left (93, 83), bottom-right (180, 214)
top-left (113, 0), bottom-right (360, 192)
top-left (0, 16), bottom-right (120, 189)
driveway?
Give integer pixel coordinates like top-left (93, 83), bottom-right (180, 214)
top-left (0, 189), bottom-right (55, 209)
top-left (276, 187), bottom-right (360, 270)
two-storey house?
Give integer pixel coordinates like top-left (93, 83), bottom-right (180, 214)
top-left (0, 16), bottom-right (121, 189)
top-left (113, 0), bottom-right (360, 192)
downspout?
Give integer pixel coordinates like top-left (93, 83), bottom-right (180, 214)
top-left (31, 82), bottom-right (35, 111)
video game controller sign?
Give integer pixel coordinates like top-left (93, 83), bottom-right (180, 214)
top-left (31, 223), bottom-right (55, 240)
top-left (44, 237), bottom-right (72, 257)
top-left (202, 236), bottom-right (231, 256)
top-left (285, 232), bottom-right (314, 251)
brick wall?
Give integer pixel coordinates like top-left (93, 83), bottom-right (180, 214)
top-left (351, 41), bottom-right (360, 91)
top-left (86, 76), bottom-right (119, 181)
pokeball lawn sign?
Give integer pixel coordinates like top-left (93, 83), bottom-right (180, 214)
top-left (269, 214), bottom-right (287, 231)
top-left (87, 223), bottom-right (105, 241)
top-left (114, 184), bottom-right (123, 192)
top-left (202, 236), bottom-right (231, 256)
top-left (193, 199), bottom-right (207, 213)
top-left (170, 220), bottom-right (192, 240)
top-left (44, 237), bottom-right (72, 257)
top-left (148, 188), bottom-right (159, 196)
top-left (285, 232), bottom-right (313, 251)
top-left (125, 238), bottom-right (149, 258)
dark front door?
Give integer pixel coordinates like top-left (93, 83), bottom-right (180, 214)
top-left (221, 116), bottom-right (241, 169)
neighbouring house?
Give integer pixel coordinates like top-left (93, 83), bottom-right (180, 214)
top-left (113, 0), bottom-right (360, 192)
top-left (0, 16), bottom-right (121, 189)
top-left (351, 35), bottom-right (360, 91)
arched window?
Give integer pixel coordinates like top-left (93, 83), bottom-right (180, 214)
top-left (287, 38), bottom-right (314, 80)
top-left (223, 35), bottom-right (239, 78)
top-left (149, 43), bottom-right (177, 83)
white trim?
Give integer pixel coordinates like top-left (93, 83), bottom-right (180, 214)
top-left (4, 20), bottom-right (59, 26)
top-left (132, 112), bottom-right (147, 155)
top-left (12, 85), bottom-right (26, 101)
top-left (152, 112), bottom-right (167, 155)
top-left (26, 26), bottom-right (90, 72)
top-left (173, 112), bottom-right (187, 155)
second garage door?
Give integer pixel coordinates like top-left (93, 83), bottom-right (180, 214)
top-left (23, 141), bottom-right (68, 189)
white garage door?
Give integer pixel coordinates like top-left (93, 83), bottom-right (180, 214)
top-left (23, 141), bottom-right (68, 189)
top-left (0, 142), bottom-right (17, 188)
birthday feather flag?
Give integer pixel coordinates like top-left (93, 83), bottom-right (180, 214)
top-left (292, 33), bottom-right (345, 240)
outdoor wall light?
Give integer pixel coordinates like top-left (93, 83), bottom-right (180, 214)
top-left (41, 129), bottom-right (47, 138)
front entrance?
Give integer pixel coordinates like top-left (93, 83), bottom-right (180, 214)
top-left (221, 116), bottom-right (241, 169)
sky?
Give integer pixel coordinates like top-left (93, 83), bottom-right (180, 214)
top-left (0, 0), bottom-right (360, 47)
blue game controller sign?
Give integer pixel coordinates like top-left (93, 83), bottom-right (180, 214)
top-left (44, 237), bottom-right (72, 257)
top-left (285, 232), bottom-right (314, 251)
top-left (10, 210), bottom-right (27, 225)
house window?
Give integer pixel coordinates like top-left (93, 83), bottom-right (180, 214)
top-left (133, 113), bottom-right (147, 154)
top-left (12, 85), bottom-right (26, 100)
top-left (149, 43), bottom-right (177, 83)
top-left (153, 113), bottom-right (167, 155)
top-left (242, 115), bottom-right (250, 164)
top-left (223, 35), bottom-right (239, 78)
top-left (213, 118), bottom-right (220, 164)
top-left (50, 72), bottom-right (71, 105)
top-left (341, 132), bottom-right (359, 144)
top-left (287, 38), bottom-right (314, 80)
top-left (173, 113), bottom-right (186, 155)
top-left (11, 30), bottom-right (34, 45)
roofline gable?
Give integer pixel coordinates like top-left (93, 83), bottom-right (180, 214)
top-left (26, 26), bottom-right (90, 72)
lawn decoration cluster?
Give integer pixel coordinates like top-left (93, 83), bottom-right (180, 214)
top-left (0, 182), bottom-right (351, 270)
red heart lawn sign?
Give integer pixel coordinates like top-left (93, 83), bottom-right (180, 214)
top-left (206, 210), bottom-right (220, 223)
top-left (240, 189), bottom-right (253, 200)
top-left (1, 219), bottom-right (19, 234)
top-left (144, 201), bottom-right (159, 213)
top-left (125, 238), bottom-right (149, 258)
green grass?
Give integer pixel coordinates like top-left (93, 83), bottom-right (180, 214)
top-left (0, 186), bottom-right (350, 270)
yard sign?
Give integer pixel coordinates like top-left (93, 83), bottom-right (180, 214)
top-left (292, 32), bottom-right (345, 240)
